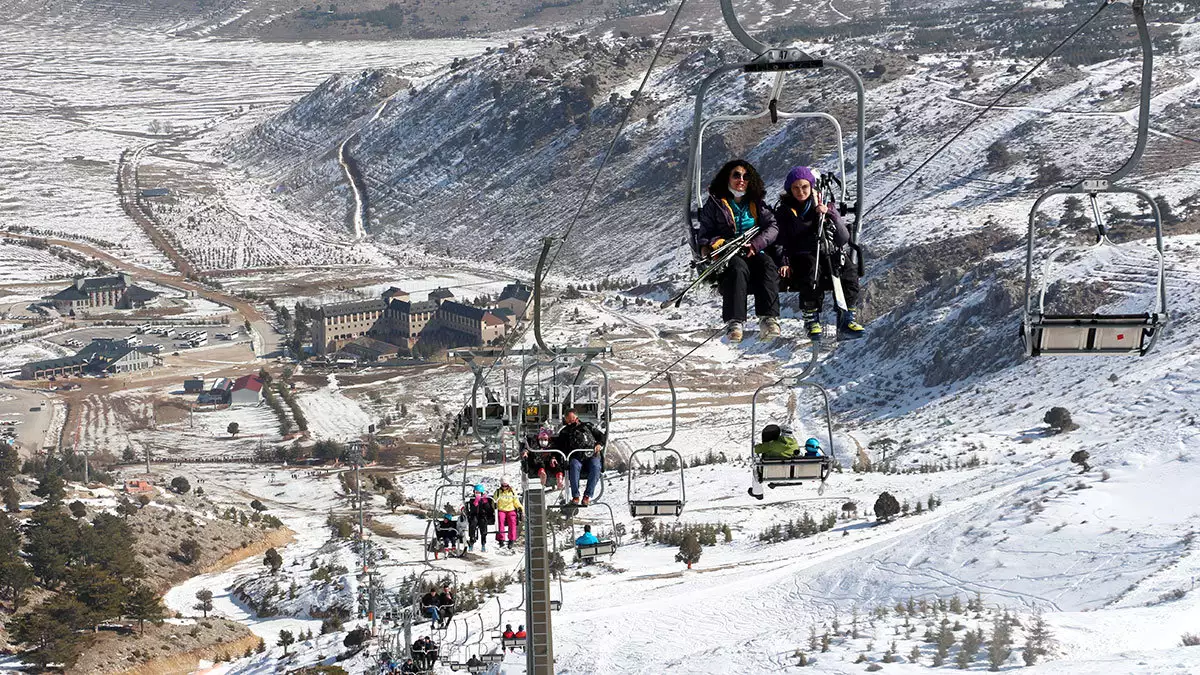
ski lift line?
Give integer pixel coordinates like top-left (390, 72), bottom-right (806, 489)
top-left (860, 0), bottom-right (1117, 223)
top-left (540, 0), bottom-right (690, 281)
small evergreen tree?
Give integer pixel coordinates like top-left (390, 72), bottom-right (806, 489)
top-left (195, 589), bottom-right (214, 617)
top-left (278, 629), bottom-right (295, 655)
top-left (170, 476), bottom-right (191, 494)
top-left (675, 532), bottom-right (702, 569)
top-left (32, 472), bottom-right (65, 504)
top-left (264, 547), bottom-right (283, 574)
top-left (1070, 450), bottom-right (1091, 473)
top-left (227, 422), bottom-right (240, 438)
top-left (988, 615), bottom-right (1013, 671)
top-left (125, 584), bottom-right (165, 634)
top-left (874, 492), bottom-right (900, 522)
top-left (1044, 407), bottom-right (1077, 433)
top-left (177, 539), bottom-right (201, 564)
top-left (68, 500), bottom-right (87, 518)
top-left (1023, 614), bottom-right (1052, 665)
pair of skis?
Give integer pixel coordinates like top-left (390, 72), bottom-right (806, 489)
top-left (662, 225), bottom-right (761, 309)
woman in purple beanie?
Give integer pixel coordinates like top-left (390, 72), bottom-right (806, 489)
top-left (773, 166), bottom-right (864, 339)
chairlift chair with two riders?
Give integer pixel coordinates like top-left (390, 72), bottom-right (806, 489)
top-left (750, 376), bottom-right (835, 492)
top-left (668, 0), bottom-right (867, 311)
top-left (626, 372), bottom-right (687, 518)
top-left (424, 484), bottom-right (469, 561)
top-left (1022, 0), bottom-right (1167, 357)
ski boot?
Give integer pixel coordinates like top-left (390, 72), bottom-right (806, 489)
top-left (726, 320), bottom-right (744, 343)
top-left (760, 316), bottom-right (781, 341)
top-left (803, 310), bottom-right (822, 339)
top-left (838, 308), bottom-right (865, 340)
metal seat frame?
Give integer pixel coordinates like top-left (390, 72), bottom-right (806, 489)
top-left (1021, 0), bottom-right (1167, 357)
top-left (626, 372), bottom-right (687, 518)
top-left (750, 377), bottom-right (835, 489)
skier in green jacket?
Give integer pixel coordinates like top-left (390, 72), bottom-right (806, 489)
top-left (749, 424), bottom-right (799, 499)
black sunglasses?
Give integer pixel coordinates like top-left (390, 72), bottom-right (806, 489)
top-left (731, 171), bottom-right (748, 179)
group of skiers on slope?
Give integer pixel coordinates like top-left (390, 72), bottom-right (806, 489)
top-left (748, 423), bottom-right (826, 500)
top-left (696, 160), bottom-right (865, 343)
top-left (433, 479), bottom-right (523, 554)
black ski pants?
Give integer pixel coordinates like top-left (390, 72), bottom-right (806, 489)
top-left (719, 253), bottom-right (779, 322)
top-left (785, 252), bottom-right (860, 313)
top-left (468, 517), bottom-right (489, 546)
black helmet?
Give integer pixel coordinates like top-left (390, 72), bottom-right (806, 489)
top-left (762, 424), bottom-right (782, 443)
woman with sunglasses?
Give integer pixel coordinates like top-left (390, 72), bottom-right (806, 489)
top-left (773, 166), bottom-right (863, 339)
top-left (695, 159), bottom-right (781, 343)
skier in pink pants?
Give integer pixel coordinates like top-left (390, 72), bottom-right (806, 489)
top-left (494, 480), bottom-right (523, 550)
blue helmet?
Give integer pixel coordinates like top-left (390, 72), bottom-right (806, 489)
top-left (474, 483), bottom-right (485, 493)
top-left (805, 438), bottom-right (822, 450)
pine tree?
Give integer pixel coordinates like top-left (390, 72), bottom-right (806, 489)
top-left (675, 532), bottom-right (702, 569)
top-left (0, 513), bottom-right (32, 610)
top-left (1023, 613), bottom-right (1052, 665)
top-left (278, 629), bottom-right (295, 655)
top-left (988, 615), bottom-right (1013, 671)
top-left (264, 547), bottom-right (283, 574)
top-left (934, 622), bottom-right (956, 666)
top-left (908, 644), bottom-right (921, 663)
top-left (195, 589), bottom-right (214, 618)
top-left (809, 625), bottom-right (819, 651)
top-left (32, 472), bottom-right (65, 504)
top-left (23, 503), bottom-right (79, 587)
top-left (124, 584), bottom-right (165, 634)
top-left (67, 565), bottom-right (126, 627)
top-left (821, 630), bottom-right (831, 652)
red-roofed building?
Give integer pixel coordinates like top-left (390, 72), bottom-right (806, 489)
top-left (230, 374), bottom-right (265, 406)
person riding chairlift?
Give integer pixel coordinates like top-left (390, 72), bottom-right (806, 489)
top-left (772, 166), bottom-right (864, 339)
top-left (575, 524), bottom-right (600, 546)
top-left (696, 159), bottom-right (781, 343)
top-left (555, 410), bottom-right (605, 506)
top-left (748, 424), bottom-right (799, 500)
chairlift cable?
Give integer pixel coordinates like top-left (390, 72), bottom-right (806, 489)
top-left (541, 0), bottom-right (690, 280)
top-left (610, 327), bottom-right (722, 408)
top-left (861, 0), bottom-right (1116, 222)
top-left (457, 0), bottom-right (690, 411)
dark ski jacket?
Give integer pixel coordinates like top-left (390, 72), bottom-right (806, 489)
top-left (464, 495), bottom-right (496, 524)
top-left (696, 192), bottom-right (778, 254)
top-left (772, 193), bottom-right (848, 266)
top-left (555, 421), bottom-right (606, 453)
top-left (420, 592), bottom-right (438, 610)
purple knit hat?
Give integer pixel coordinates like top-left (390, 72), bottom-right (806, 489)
top-left (784, 166), bottom-right (818, 193)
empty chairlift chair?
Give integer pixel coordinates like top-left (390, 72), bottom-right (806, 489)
top-left (625, 373), bottom-right (686, 517)
top-left (1020, 0), bottom-right (1167, 357)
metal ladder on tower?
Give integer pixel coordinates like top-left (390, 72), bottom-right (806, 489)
top-left (523, 484), bottom-right (554, 674)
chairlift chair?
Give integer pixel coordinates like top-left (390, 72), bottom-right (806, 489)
top-left (625, 372), bottom-right (686, 517)
top-left (750, 377), bottom-right (835, 489)
top-left (685, 0), bottom-right (867, 265)
top-left (1021, 1), bottom-right (1167, 357)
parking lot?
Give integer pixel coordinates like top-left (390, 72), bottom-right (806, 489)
top-left (46, 324), bottom-right (245, 355)
top-left (0, 386), bottom-right (55, 457)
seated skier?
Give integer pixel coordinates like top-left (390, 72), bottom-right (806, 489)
top-left (748, 424), bottom-right (800, 500)
top-left (555, 410), bottom-right (606, 506)
top-left (522, 427), bottom-right (565, 488)
top-left (696, 159), bottom-right (781, 343)
top-left (575, 524), bottom-right (601, 546)
top-left (435, 512), bottom-right (460, 551)
top-left (772, 166), bottom-right (864, 339)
